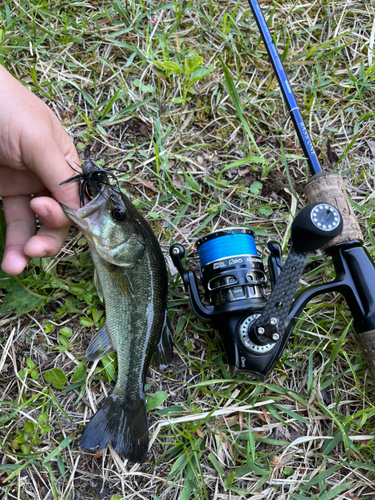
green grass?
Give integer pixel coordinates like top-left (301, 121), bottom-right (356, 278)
top-left (1, 0), bottom-right (375, 498)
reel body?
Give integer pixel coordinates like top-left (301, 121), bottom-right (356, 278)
top-left (171, 227), bottom-right (280, 379)
top-left (169, 203), bottom-right (366, 380)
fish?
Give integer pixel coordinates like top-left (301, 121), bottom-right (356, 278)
top-left (61, 163), bottom-right (173, 463)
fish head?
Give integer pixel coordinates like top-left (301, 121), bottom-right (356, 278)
top-left (62, 183), bottom-right (145, 267)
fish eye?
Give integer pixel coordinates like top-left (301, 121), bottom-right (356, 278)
top-left (112, 207), bottom-right (127, 221)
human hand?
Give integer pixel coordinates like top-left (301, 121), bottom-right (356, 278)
top-left (0, 65), bottom-right (81, 275)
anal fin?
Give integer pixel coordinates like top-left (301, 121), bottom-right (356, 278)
top-left (86, 323), bottom-right (115, 361)
top-left (154, 311), bottom-right (173, 370)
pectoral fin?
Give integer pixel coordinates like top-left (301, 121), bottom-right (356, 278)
top-left (105, 267), bottom-right (134, 300)
top-left (86, 323), bottom-right (115, 361)
top-left (94, 269), bottom-right (104, 302)
top-left (121, 272), bottom-right (134, 300)
top-left (154, 312), bottom-right (174, 370)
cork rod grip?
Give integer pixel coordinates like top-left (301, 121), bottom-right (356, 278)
top-left (304, 172), bottom-right (363, 250)
top-left (357, 330), bottom-right (375, 381)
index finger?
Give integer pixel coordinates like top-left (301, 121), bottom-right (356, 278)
top-left (21, 120), bottom-right (82, 209)
top-left (35, 143), bottom-right (81, 209)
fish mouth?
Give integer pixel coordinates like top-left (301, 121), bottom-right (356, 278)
top-left (61, 191), bottom-right (105, 232)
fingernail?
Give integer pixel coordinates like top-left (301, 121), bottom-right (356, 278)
top-left (35, 206), bottom-right (49, 218)
top-left (39, 252), bottom-right (47, 258)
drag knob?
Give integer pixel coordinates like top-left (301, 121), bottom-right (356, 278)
top-left (291, 203), bottom-right (343, 252)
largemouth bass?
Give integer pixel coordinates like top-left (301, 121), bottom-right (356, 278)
top-left (62, 164), bottom-right (173, 462)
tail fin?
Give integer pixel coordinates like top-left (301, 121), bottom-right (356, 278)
top-left (80, 394), bottom-right (148, 463)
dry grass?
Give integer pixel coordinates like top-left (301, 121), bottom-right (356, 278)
top-left (1, 0), bottom-right (375, 499)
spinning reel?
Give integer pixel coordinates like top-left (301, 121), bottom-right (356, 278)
top-left (170, 203), bottom-right (345, 379)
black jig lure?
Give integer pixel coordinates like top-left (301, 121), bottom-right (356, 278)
top-left (61, 161), bottom-right (119, 207)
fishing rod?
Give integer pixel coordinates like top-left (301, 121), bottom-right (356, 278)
top-left (170, 0), bottom-right (375, 380)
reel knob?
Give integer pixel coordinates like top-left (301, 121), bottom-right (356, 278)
top-left (291, 203), bottom-right (343, 252)
top-left (170, 244), bottom-right (186, 259)
top-left (239, 314), bottom-right (275, 354)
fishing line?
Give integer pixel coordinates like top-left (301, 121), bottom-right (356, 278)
top-left (3, 0), bottom-right (164, 178)
top-left (198, 232), bottom-right (258, 268)
top-left (148, 0), bottom-right (173, 246)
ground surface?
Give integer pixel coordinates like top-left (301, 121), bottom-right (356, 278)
top-left (1, 0), bottom-right (375, 499)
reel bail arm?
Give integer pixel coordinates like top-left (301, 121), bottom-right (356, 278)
top-left (170, 244), bottom-right (215, 321)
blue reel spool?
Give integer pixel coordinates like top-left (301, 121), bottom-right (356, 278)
top-left (196, 228), bottom-right (266, 307)
top-left (197, 228), bottom-right (258, 268)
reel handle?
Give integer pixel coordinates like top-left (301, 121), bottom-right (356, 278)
top-left (250, 202), bottom-right (343, 345)
top-left (267, 241), bottom-right (282, 289)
